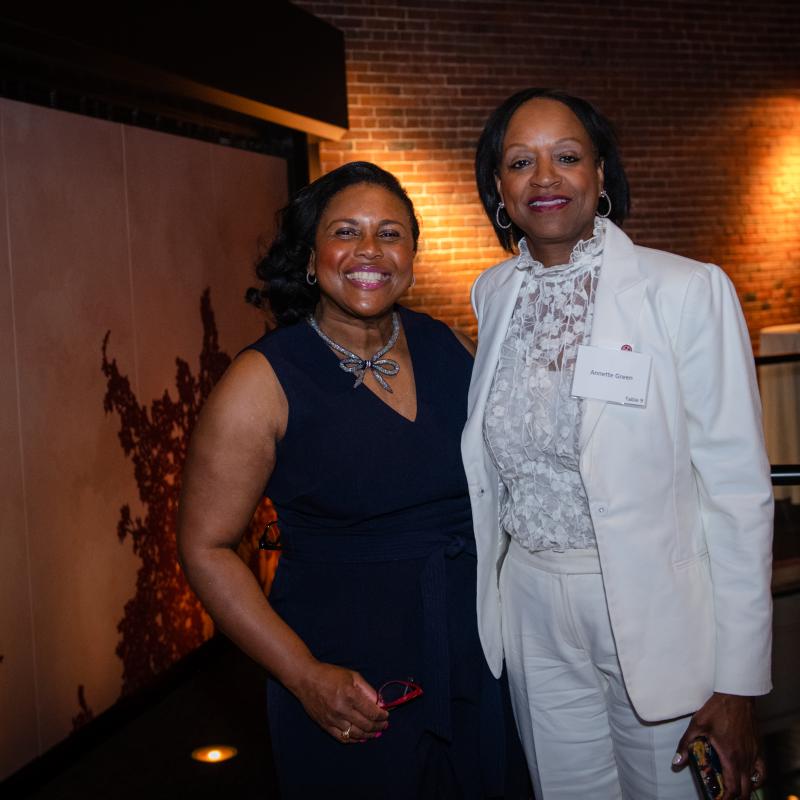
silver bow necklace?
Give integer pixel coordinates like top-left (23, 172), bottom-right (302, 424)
top-left (307, 312), bottom-right (401, 393)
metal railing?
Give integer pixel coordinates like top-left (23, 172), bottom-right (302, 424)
top-left (771, 465), bottom-right (800, 485)
top-left (756, 352), bottom-right (800, 367)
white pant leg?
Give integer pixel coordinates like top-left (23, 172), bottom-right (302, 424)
top-left (501, 543), bottom-right (622, 799)
top-left (500, 540), bottom-right (699, 800)
top-left (604, 672), bottom-right (695, 799)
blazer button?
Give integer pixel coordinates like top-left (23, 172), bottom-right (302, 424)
top-left (596, 505), bottom-right (607, 515)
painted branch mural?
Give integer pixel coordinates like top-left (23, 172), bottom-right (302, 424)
top-left (101, 289), bottom-right (277, 697)
top-left (72, 685), bottom-right (94, 731)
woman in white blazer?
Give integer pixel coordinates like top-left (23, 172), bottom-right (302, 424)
top-left (462, 88), bottom-right (773, 799)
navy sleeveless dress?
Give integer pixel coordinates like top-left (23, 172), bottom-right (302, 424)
top-left (247, 306), bottom-right (522, 799)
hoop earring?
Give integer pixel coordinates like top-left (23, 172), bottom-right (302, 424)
top-left (495, 201), bottom-right (513, 230)
top-left (597, 190), bottom-right (612, 219)
top-left (305, 270), bottom-right (317, 285)
top-left (410, 275), bottom-right (416, 288)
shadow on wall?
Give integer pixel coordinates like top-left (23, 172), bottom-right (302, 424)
top-left (99, 288), bottom-right (278, 705)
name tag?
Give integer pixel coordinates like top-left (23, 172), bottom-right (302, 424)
top-left (571, 344), bottom-right (652, 407)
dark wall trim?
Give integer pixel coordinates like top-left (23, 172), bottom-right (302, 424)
top-left (0, 1), bottom-right (348, 140)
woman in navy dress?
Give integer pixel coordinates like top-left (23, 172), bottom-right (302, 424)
top-left (178, 162), bottom-right (524, 799)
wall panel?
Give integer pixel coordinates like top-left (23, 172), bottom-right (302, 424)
top-left (2, 100), bottom-right (141, 754)
top-left (0, 102), bottom-right (39, 779)
top-left (0, 99), bottom-right (286, 778)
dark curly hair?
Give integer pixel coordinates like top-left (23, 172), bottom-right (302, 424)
top-left (247, 161), bottom-right (420, 327)
top-left (475, 88), bottom-right (630, 252)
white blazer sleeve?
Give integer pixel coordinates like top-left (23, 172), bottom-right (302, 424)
top-left (675, 264), bottom-right (773, 696)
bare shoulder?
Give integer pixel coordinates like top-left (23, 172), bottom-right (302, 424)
top-left (180, 349), bottom-right (287, 546)
top-left (450, 327), bottom-right (477, 357)
top-left (195, 348), bottom-right (288, 445)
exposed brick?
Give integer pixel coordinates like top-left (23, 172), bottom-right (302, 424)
top-left (294, 0), bottom-right (800, 346)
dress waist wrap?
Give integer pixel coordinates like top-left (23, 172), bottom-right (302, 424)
top-left (279, 524), bottom-right (475, 564)
top-left (279, 525), bottom-right (504, 791)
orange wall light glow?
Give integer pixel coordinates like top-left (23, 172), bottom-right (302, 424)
top-left (729, 96), bottom-right (800, 342)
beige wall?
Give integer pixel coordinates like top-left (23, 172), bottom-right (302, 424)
top-left (0, 99), bottom-right (287, 778)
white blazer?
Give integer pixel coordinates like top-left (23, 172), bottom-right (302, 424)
top-left (461, 221), bottom-right (773, 722)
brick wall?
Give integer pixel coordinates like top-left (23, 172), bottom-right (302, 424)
top-left (294, 0), bottom-right (800, 347)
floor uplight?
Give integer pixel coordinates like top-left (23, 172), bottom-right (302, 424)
top-left (190, 745), bottom-right (238, 763)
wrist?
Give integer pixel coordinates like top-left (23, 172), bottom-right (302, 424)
top-left (282, 655), bottom-right (323, 697)
top-left (712, 692), bottom-right (755, 705)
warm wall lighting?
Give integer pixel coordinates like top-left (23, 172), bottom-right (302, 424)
top-left (746, 96), bottom-right (800, 241)
top-left (723, 94), bottom-right (800, 337)
top-left (191, 745), bottom-right (238, 763)
top-left (768, 122), bottom-right (800, 227)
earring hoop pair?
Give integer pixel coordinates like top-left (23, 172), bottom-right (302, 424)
top-left (498, 192), bottom-right (611, 226)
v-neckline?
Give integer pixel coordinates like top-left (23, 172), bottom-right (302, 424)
top-left (308, 307), bottom-right (420, 424)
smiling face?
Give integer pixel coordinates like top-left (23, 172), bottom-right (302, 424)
top-left (310, 183), bottom-right (416, 323)
top-left (495, 98), bottom-right (604, 266)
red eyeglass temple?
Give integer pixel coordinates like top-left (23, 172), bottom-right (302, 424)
top-left (379, 685), bottom-right (424, 709)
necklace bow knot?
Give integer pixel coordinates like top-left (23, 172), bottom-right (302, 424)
top-left (307, 312), bottom-right (401, 393)
top-left (339, 354), bottom-right (400, 390)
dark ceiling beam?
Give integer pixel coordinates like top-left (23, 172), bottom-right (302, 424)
top-left (0, 2), bottom-right (348, 140)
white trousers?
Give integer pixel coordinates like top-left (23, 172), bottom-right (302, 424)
top-left (500, 540), bottom-right (699, 799)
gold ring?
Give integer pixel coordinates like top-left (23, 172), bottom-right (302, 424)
top-left (341, 723), bottom-right (352, 741)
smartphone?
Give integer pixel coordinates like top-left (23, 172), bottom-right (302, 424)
top-left (688, 737), bottom-right (725, 800)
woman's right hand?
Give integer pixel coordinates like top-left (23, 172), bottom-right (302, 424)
top-left (293, 661), bottom-right (390, 743)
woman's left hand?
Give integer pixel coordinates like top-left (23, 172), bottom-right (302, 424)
top-left (673, 692), bottom-right (765, 799)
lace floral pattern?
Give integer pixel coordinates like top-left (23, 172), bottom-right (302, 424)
top-left (483, 219), bottom-right (605, 552)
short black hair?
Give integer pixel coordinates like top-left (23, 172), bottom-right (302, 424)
top-left (248, 161), bottom-right (420, 327)
top-left (475, 88), bottom-right (630, 252)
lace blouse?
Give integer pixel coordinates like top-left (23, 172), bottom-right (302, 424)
top-left (483, 219), bottom-right (605, 552)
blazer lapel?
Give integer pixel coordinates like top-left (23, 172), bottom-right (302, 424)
top-left (579, 222), bottom-right (649, 452)
top-left (462, 261), bottom-right (526, 476)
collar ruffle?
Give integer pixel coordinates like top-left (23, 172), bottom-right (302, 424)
top-left (516, 217), bottom-right (606, 278)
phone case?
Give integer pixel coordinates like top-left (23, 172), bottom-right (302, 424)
top-left (688, 737), bottom-right (725, 800)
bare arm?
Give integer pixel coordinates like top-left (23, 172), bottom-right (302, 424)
top-left (178, 349), bottom-right (388, 742)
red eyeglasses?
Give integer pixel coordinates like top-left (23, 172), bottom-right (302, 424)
top-left (377, 678), bottom-right (423, 710)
